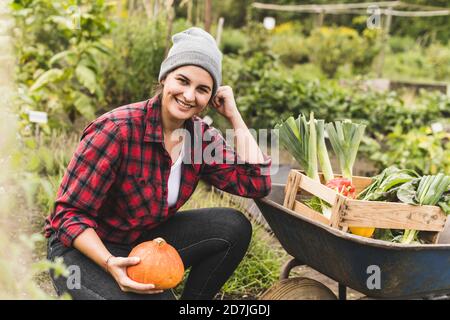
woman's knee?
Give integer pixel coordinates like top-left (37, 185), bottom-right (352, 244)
top-left (213, 208), bottom-right (252, 247)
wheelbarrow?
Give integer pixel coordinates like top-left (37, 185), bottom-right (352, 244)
top-left (254, 183), bottom-right (450, 300)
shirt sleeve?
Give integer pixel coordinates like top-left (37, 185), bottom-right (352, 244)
top-left (51, 118), bottom-right (122, 247)
top-left (200, 126), bottom-right (272, 198)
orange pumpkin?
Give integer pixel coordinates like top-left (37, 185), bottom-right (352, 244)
top-left (126, 237), bottom-right (184, 289)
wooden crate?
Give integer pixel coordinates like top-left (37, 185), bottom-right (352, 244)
top-left (283, 170), bottom-right (447, 244)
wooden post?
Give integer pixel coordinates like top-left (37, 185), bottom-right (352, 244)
top-left (195, 0), bottom-right (201, 26)
top-left (142, 0), bottom-right (152, 18)
top-left (216, 17), bottom-right (224, 46)
top-left (154, 0), bottom-right (160, 17)
top-left (128, 0), bottom-right (135, 16)
top-left (165, 1), bottom-right (175, 56)
top-left (376, 7), bottom-right (393, 78)
top-left (187, 0), bottom-right (193, 24)
top-left (316, 10), bottom-right (325, 27)
top-left (204, 0), bottom-right (212, 32)
top-left (116, 0), bottom-right (123, 18)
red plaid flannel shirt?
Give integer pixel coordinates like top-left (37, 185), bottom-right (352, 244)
top-left (44, 96), bottom-right (272, 247)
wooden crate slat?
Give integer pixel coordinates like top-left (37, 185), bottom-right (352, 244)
top-left (293, 200), bottom-right (330, 225)
top-left (296, 172), bottom-right (337, 204)
top-left (330, 195), bottom-right (346, 229)
top-left (341, 199), bottom-right (446, 232)
top-left (283, 171), bottom-right (302, 209)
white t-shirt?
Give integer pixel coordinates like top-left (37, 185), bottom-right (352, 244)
top-left (167, 141), bottom-right (184, 208)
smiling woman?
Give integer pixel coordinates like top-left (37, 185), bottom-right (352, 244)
top-left (44, 27), bottom-right (272, 300)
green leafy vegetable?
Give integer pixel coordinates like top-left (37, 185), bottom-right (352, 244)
top-left (275, 113), bottom-right (319, 181)
top-left (316, 119), bottom-right (334, 183)
top-left (326, 120), bottom-right (366, 181)
top-left (399, 173), bottom-right (450, 244)
top-left (358, 166), bottom-right (419, 201)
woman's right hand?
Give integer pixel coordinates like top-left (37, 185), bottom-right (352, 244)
top-left (107, 256), bottom-right (164, 294)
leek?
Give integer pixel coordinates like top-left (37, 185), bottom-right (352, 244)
top-left (326, 120), bottom-right (366, 182)
top-left (307, 113), bottom-right (319, 181)
top-left (316, 119), bottom-right (334, 183)
top-left (275, 113), bottom-right (319, 181)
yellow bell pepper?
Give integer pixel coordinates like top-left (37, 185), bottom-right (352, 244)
top-left (349, 227), bottom-right (375, 238)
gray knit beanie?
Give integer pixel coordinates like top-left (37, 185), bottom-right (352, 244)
top-left (158, 27), bottom-right (222, 96)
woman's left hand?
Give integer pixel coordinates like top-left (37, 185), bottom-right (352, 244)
top-left (211, 86), bottom-right (241, 122)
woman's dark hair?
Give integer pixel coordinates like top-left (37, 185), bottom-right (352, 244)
top-left (152, 82), bottom-right (164, 99)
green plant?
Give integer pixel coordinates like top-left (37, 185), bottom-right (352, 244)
top-left (12, 0), bottom-right (113, 131)
top-left (275, 113), bottom-right (319, 181)
top-left (400, 173), bottom-right (450, 244)
top-left (326, 120), bottom-right (366, 181)
top-left (270, 32), bottom-right (309, 66)
top-left (368, 126), bottom-right (450, 175)
top-left (11, 129), bottom-right (79, 226)
top-left (305, 27), bottom-right (363, 78)
top-left (224, 49), bottom-right (449, 140)
top-left (1, 59), bottom-right (70, 298)
top-left (388, 36), bottom-right (418, 54)
top-left (101, 17), bottom-right (193, 109)
top-left (269, 21), bottom-right (308, 66)
top-left (352, 28), bottom-right (382, 74)
top-left (218, 224), bottom-right (286, 299)
top-left (383, 50), bottom-right (434, 82)
top-left (426, 43), bottom-right (450, 81)
top-left (220, 28), bottom-right (247, 55)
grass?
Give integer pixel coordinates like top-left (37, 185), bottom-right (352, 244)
top-left (217, 224), bottom-right (286, 300)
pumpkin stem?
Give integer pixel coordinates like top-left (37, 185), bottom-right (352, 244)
top-left (154, 237), bottom-right (166, 246)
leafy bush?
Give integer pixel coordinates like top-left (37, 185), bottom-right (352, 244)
top-left (270, 32), bottom-right (309, 66)
top-left (426, 43), bottom-right (450, 81)
top-left (305, 27), bottom-right (363, 78)
top-left (388, 36), bottom-right (418, 54)
top-left (280, 63), bottom-right (326, 82)
top-left (240, 21), bottom-right (272, 57)
top-left (219, 224), bottom-right (286, 299)
top-left (12, 0), bottom-right (113, 131)
top-left (221, 52), bottom-right (292, 130)
top-left (352, 28), bottom-right (382, 74)
top-left (383, 50), bottom-right (431, 81)
top-left (220, 28), bottom-right (248, 55)
top-left (383, 43), bottom-right (450, 82)
top-left (224, 50), bottom-right (449, 140)
top-left (100, 17), bottom-right (193, 109)
top-left (100, 17), bottom-right (167, 108)
top-left (367, 126), bottom-right (450, 175)
top-left (1, 70), bottom-right (69, 299)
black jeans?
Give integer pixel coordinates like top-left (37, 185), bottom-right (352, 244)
top-left (47, 207), bottom-right (252, 300)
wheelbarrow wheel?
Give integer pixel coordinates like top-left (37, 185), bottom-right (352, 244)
top-left (259, 277), bottom-right (337, 300)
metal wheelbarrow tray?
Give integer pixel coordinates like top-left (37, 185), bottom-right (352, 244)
top-left (254, 183), bottom-right (450, 300)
